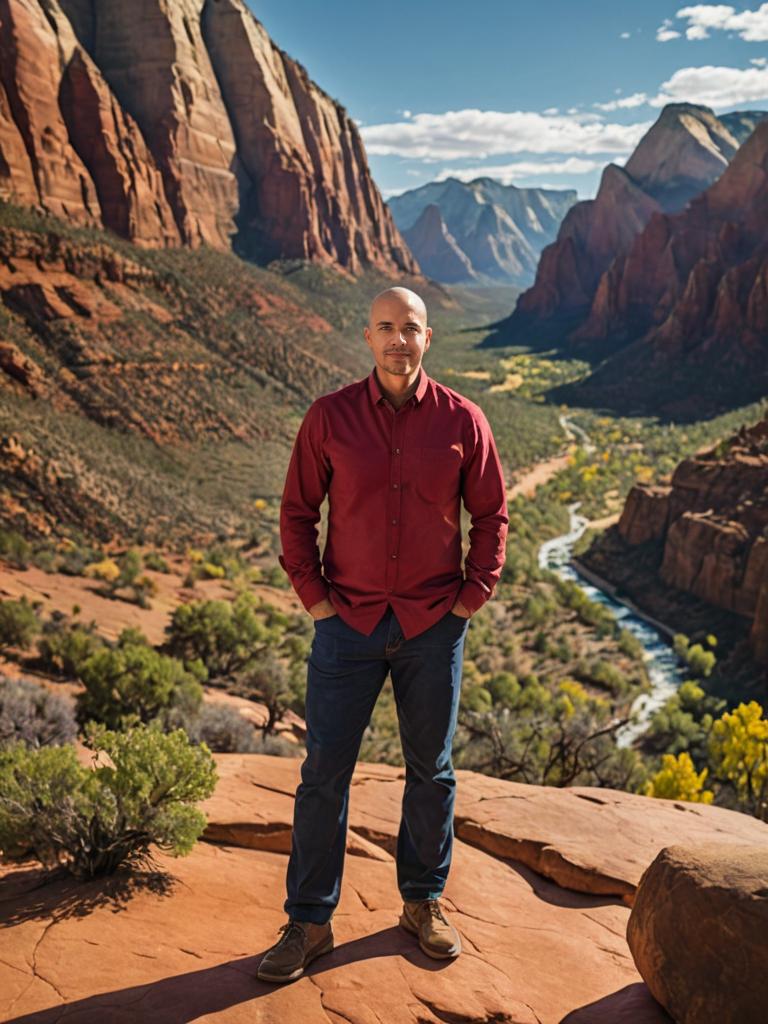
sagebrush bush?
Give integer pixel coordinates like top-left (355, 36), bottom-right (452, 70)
top-left (0, 675), bottom-right (77, 748)
top-left (250, 731), bottom-right (302, 758)
top-left (165, 702), bottom-right (260, 752)
top-left (0, 722), bottom-right (219, 877)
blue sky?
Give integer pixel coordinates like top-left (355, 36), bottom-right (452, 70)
top-left (247, 1), bottom-right (768, 199)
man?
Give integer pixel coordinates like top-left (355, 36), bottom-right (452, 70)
top-left (258, 286), bottom-right (508, 983)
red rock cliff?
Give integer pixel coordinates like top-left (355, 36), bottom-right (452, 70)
top-left (501, 104), bottom-right (748, 344)
top-left (0, 0), bottom-right (416, 275)
top-left (576, 119), bottom-right (768, 373)
top-left (617, 415), bottom-right (768, 665)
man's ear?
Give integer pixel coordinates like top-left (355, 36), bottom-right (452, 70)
top-left (424, 327), bottom-right (432, 351)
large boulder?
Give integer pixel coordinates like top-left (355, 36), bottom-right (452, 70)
top-left (627, 842), bottom-right (768, 1024)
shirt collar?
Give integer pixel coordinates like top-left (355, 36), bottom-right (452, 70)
top-left (368, 365), bottom-right (429, 407)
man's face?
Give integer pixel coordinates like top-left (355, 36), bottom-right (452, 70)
top-left (363, 292), bottom-right (432, 381)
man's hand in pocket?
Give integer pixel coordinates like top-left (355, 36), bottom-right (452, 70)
top-left (309, 598), bottom-right (337, 621)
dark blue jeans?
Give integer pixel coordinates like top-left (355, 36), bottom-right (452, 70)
top-left (284, 604), bottom-right (469, 924)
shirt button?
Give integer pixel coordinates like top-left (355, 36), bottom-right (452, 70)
top-left (391, 553), bottom-right (397, 559)
top-left (392, 483), bottom-right (398, 489)
top-left (393, 448), bottom-right (400, 454)
top-left (391, 518), bottom-right (397, 524)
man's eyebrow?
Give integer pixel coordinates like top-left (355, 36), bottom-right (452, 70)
top-left (375, 319), bottom-right (422, 328)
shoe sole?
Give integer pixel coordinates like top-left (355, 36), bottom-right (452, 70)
top-left (257, 934), bottom-right (335, 983)
top-left (399, 911), bottom-right (461, 959)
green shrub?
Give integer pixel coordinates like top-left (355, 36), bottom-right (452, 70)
top-left (0, 675), bottom-right (77, 748)
top-left (77, 642), bottom-right (204, 730)
top-left (164, 592), bottom-right (270, 678)
top-left (36, 615), bottom-right (105, 678)
top-left (143, 551), bottom-right (170, 573)
top-left (486, 672), bottom-right (521, 707)
top-left (0, 529), bottom-right (32, 569)
top-left (461, 685), bottom-right (493, 713)
top-left (0, 722), bottom-right (218, 877)
top-left (0, 597), bottom-right (40, 651)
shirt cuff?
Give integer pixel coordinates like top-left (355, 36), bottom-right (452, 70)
top-left (294, 577), bottom-right (331, 613)
top-left (457, 579), bottom-right (491, 615)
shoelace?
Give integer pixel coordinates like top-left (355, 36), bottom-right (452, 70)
top-left (425, 899), bottom-right (449, 925)
top-left (276, 920), bottom-right (307, 950)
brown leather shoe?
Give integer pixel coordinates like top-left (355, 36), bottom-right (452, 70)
top-left (257, 918), bottom-right (334, 983)
top-left (399, 898), bottom-right (461, 959)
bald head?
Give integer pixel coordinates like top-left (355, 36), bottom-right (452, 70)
top-left (363, 285), bottom-right (432, 379)
top-left (368, 286), bottom-right (428, 328)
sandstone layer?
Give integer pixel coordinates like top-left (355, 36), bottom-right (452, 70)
top-left (6, 751), bottom-right (768, 1022)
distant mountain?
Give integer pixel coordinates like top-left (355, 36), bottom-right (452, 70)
top-left (0, 0), bottom-right (417, 276)
top-left (388, 177), bottom-right (577, 287)
top-left (402, 205), bottom-right (476, 284)
top-left (492, 103), bottom-right (768, 345)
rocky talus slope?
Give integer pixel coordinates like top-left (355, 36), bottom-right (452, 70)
top-left (0, 0), bottom-right (416, 275)
top-left (2, 752), bottom-right (766, 1022)
top-left (493, 103), bottom-right (766, 346)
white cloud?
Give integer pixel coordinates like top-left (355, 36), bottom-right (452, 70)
top-left (593, 91), bottom-right (649, 110)
top-left (672, 4), bottom-right (768, 42)
top-left (620, 30), bottom-right (631, 38)
top-left (751, 55), bottom-right (768, 64)
top-left (649, 62), bottom-right (768, 106)
top-left (435, 157), bottom-right (606, 184)
top-left (360, 109), bottom-right (651, 161)
top-left (657, 18), bottom-right (682, 40)
top-left (542, 106), bottom-right (560, 115)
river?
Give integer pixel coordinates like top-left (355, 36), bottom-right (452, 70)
top-left (537, 499), bottom-right (686, 749)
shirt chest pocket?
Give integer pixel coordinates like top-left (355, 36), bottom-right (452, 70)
top-left (407, 446), bottom-right (462, 504)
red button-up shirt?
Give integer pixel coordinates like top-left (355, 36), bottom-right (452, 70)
top-left (278, 365), bottom-right (509, 639)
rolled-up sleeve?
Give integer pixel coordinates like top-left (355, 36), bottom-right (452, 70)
top-left (278, 400), bottom-right (332, 612)
top-left (457, 406), bottom-right (509, 615)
